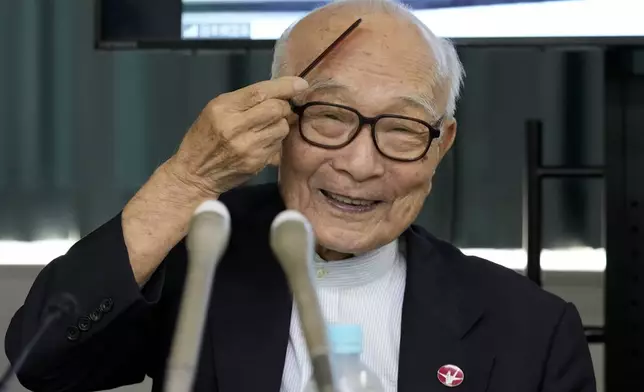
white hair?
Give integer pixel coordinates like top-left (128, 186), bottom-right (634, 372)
top-left (270, 0), bottom-right (465, 118)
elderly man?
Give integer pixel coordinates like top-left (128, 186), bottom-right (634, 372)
top-left (5, 0), bottom-right (595, 391)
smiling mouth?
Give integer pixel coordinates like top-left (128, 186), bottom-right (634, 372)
top-left (320, 189), bottom-right (382, 212)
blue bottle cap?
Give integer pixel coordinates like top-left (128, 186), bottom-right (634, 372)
top-left (328, 324), bottom-right (362, 355)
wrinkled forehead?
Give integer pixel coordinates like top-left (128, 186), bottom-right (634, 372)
top-left (288, 14), bottom-right (448, 117)
top-left (290, 13), bottom-right (437, 73)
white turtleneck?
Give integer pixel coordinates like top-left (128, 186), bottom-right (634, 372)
top-left (280, 239), bottom-right (407, 392)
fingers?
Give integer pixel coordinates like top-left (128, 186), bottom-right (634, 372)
top-left (244, 99), bottom-right (293, 131)
top-left (256, 118), bottom-right (290, 146)
top-left (228, 118), bottom-right (288, 173)
top-left (228, 77), bottom-right (309, 110)
top-left (207, 77), bottom-right (304, 139)
top-left (261, 118), bottom-right (289, 167)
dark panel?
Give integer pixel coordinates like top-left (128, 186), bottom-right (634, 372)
top-left (561, 52), bottom-right (588, 239)
top-left (39, 0), bottom-right (55, 188)
top-left (97, 0), bottom-right (180, 42)
top-left (605, 46), bottom-right (644, 392)
top-left (453, 47), bottom-right (606, 249)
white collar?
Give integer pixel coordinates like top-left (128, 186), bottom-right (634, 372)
top-left (313, 239), bottom-right (400, 288)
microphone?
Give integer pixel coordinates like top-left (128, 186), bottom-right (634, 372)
top-left (270, 210), bottom-right (336, 392)
top-left (163, 200), bottom-right (231, 392)
top-left (0, 293), bottom-right (79, 392)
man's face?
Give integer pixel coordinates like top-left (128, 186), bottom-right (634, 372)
top-left (278, 12), bottom-right (456, 259)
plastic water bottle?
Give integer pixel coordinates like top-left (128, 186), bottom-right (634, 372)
top-left (304, 324), bottom-right (385, 392)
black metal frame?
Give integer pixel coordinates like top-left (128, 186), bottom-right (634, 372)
top-left (95, 36), bottom-right (644, 52)
top-left (524, 45), bottom-right (644, 391)
top-left (522, 119), bottom-right (605, 339)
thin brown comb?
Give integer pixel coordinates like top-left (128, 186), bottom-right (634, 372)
top-left (297, 18), bottom-right (362, 78)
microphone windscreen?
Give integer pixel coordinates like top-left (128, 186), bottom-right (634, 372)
top-left (270, 210), bottom-right (315, 282)
top-left (164, 199), bottom-right (231, 392)
top-left (187, 200), bottom-right (231, 261)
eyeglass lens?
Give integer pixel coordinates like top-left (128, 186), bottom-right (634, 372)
top-left (300, 104), bottom-right (431, 161)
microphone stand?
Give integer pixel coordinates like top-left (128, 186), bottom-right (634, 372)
top-left (163, 200), bottom-right (231, 392)
top-left (0, 293), bottom-right (78, 392)
top-left (270, 210), bottom-right (337, 392)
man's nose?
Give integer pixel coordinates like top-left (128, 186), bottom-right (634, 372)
top-left (329, 125), bottom-right (385, 182)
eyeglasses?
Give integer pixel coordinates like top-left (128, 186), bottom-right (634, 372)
top-left (291, 18), bottom-right (442, 162)
top-left (291, 101), bottom-right (441, 162)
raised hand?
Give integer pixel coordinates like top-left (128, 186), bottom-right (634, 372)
top-left (169, 76), bottom-right (309, 196)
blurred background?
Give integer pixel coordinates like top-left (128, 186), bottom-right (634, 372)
top-left (1, 0), bottom-right (642, 391)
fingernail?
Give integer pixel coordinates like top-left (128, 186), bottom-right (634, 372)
top-left (293, 78), bottom-right (309, 91)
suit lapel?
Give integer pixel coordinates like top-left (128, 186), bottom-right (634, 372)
top-left (210, 185), bottom-right (292, 392)
top-left (398, 226), bottom-right (495, 392)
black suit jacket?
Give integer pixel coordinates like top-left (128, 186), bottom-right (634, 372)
top-left (5, 183), bottom-right (596, 392)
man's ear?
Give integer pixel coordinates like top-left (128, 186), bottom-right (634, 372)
top-left (437, 118), bottom-right (457, 160)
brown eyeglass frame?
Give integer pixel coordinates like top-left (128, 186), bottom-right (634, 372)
top-left (292, 101), bottom-right (441, 162)
top-left (288, 18), bottom-right (442, 162)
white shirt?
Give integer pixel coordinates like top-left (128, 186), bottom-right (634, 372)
top-left (280, 239), bottom-right (407, 392)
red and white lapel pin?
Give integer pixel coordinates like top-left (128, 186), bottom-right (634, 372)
top-left (437, 364), bottom-right (464, 387)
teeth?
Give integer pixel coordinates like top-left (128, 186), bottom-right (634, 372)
top-left (325, 191), bottom-right (375, 206)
